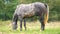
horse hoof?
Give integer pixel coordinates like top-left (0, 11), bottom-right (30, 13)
top-left (40, 30), bottom-right (44, 32)
top-left (20, 29), bottom-right (22, 31)
top-left (40, 30), bottom-right (42, 31)
top-left (13, 27), bottom-right (17, 30)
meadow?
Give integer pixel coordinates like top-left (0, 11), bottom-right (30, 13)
top-left (0, 20), bottom-right (60, 34)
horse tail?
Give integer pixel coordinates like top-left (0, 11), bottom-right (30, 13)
top-left (44, 4), bottom-right (49, 24)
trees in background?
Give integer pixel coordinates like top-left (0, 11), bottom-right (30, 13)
top-left (0, 0), bottom-right (60, 21)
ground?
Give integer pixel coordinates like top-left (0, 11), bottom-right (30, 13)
top-left (0, 20), bottom-right (60, 34)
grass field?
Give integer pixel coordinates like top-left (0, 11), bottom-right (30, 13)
top-left (0, 20), bottom-right (60, 34)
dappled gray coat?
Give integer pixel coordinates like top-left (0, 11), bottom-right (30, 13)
top-left (12, 2), bottom-right (49, 31)
top-left (14, 2), bottom-right (48, 18)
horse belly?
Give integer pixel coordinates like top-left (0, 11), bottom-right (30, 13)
top-left (24, 11), bottom-right (35, 17)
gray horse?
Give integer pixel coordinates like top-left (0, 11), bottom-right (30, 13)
top-left (12, 2), bottom-right (49, 31)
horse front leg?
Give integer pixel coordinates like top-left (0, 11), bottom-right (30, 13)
top-left (20, 18), bottom-right (23, 31)
top-left (18, 16), bottom-right (23, 31)
top-left (40, 17), bottom-right (45, 31)
top-left (24, 18), bottom-right (26, 30)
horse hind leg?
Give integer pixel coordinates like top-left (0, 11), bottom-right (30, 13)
top-left (12, 14), bottom-right (18, 30)
top-left (40, 16), bottom-right (45, 31)
top-left (20, 19), bottom-right (23, 31)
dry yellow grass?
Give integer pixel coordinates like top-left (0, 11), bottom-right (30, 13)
top-left (8, 20), bottom-right (60, 30)
top-left (0, 20), bottom-right (60, 34)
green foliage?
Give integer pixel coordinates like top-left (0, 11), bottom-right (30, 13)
top-left (0, 0), bottom-right (60, 21)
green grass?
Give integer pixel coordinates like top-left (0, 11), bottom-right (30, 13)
top-left (0, 20), bottom-right (60, 34)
